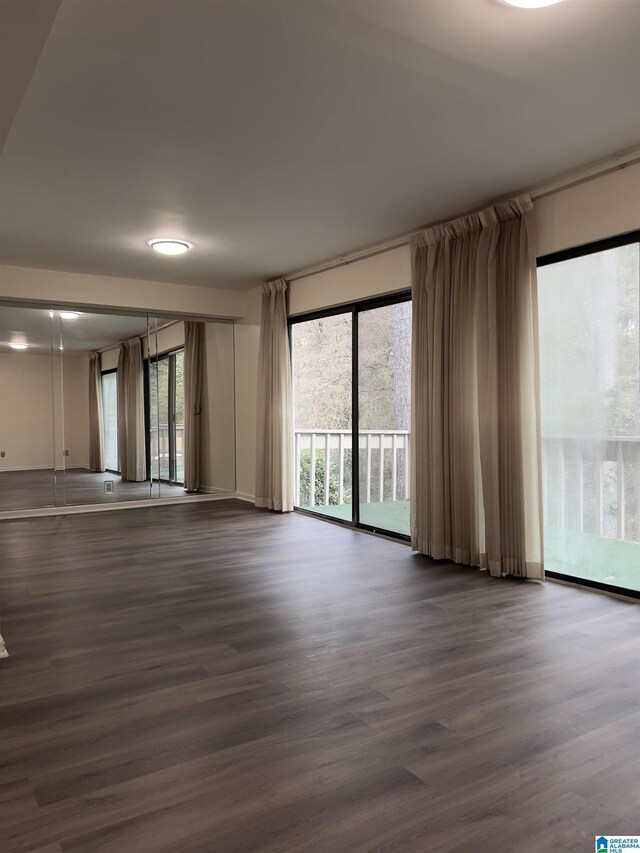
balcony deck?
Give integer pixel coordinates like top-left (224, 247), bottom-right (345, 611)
top-left (296, 429), bottom-right (640, 593)
top-left (305, 503), bottom-right (640, 591)
top-left (545, 528), bottom-right (640, 592)
top-left (306, 500), bottom-right (410, 537)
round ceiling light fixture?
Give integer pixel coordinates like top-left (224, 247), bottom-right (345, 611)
top-left (503, 0), bottom-right (563, 7)
top-left (147, 238), bottom-right (192, 256)
top-left (9, 342), bottom-right (29, 350)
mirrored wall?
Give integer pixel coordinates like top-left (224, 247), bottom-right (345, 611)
top-left (0, 303), bottom-right (236, 513)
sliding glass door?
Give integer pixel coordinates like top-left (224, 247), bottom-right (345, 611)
top-left (358, 301), bottom-right (412, 536)
top-left (148, 348), bottom-right (185, 485)
top-left (290, 293), bottom-right (411, 538)
top-left (538, 232), bottom-right (640, 595)
top-left (291, 311), bottom-right (353, 521)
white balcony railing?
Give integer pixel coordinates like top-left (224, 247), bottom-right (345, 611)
top-left (295, 431), bottom-right (640, 544)
top-left (294, 429), bottom-right (410, 508)
top-left (542, 435), bottom-right (640, 543)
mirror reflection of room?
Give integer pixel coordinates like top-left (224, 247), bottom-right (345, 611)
top-left (0, 305), bottom-right (235, 512)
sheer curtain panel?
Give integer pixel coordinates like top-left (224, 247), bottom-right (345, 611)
top-left (117, 338), bottom-right (146, 482)
top-left (410, 196), bottom-right (544, 579)
top-left (255, 280), bottom-right (294, 512)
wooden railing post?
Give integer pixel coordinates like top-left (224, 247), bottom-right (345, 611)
top-left (391, 434), bottom-right (397, 502)
top-left (295, 432), bottom-right (301, 506)
top-left (365, 434), bottom-right (371, 504)
top-left (617, 442), bottom-right (626, 540)
top-left (338, 433), bottom-right (344, 506)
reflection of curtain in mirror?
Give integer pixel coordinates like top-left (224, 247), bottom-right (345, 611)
top-left (184, 321), bottom-right (205, 492)
top-left (117, 339), bottom-right (146, 482)
top-left (88, 353), bottom-right (105, 472)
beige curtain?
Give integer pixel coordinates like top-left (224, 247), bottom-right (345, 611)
top-left (255, 279), bottom-right (294, 511)
top-left (410, 195), bottom-right (543, 579)
top-left (117, 338), bottom-right (146, 482)
top-left (184, 321), bottom-right (205, 492)
top-left (88, 352), bottom-right (105, 472)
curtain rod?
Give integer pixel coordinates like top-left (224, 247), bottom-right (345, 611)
top-left (97, 319), bottom-right (180, 355)
top-left (283, 147), bottom-right (640, 285)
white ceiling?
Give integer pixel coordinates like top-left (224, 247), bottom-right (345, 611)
top-left (0, 306), bottom-right (150, 353)
top-left (0, 0), bottom-right (639, 290)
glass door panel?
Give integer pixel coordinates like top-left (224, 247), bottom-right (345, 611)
top-left (357, 301), bottom-right (412, 537)
top-left (147, 349), bottom-right (183, 486)
top-left (174, 349), bottom-right (185, 483)
top-left (101, 371), bottom-right (118, 472)
top-left (291, 312), bottom-right (352, 521)
top-left (148, 355), bottom-right (169, 481)
top-left (538, 238), bottom-right (640, 594)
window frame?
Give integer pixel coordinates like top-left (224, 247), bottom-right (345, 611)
top-left (537, 227), bottom-right (640, 599)
top-left (100, 367), bottom-right (120, 475)
top-left (144, 344), bottom-right (185, 486)
top-left (288, 289), bottom-right (412, 542)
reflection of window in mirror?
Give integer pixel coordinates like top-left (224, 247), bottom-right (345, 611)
top-left (1, 306), bottom-right (236, 515)
top-left (101, 370), bottom-right (118, 472)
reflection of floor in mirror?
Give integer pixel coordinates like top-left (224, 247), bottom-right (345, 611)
top-left (0, 468), bottom-right (222, 511)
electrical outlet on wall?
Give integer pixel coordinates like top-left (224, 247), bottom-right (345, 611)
top-left (0, 451), bottom-right (5, 458)
top-left (104, 480), bottom-right (114, 494)
top-left (64, 449), bottom-right (70, 457)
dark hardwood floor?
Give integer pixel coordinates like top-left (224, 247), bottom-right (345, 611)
top-left (0, 500), bottom-right (638, 852)
top-left (0, 469), bottom-right (201, 512)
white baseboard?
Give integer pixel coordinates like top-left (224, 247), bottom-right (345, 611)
top-left (234, 492), bottom-right (255, 504)
top-left (0, 633), bottom-right (7, 659)
top-left (0, 491), bottom-right (249, 521)
top-left (0, 466), bottom-right (92, 473)
top-left (0, 465), bottom-right (54, 472)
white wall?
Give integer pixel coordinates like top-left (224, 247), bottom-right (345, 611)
top-left (101, 346), bottom-right (119, 372)
top-left (145, 321), bottom-right (185, 357)
top-left (233, 163), bottom-right (640, 501)
top-left (0, 351), bottom-right (89, 471)
top-left (288, 245), bottom-right (411, 317)
top-left (0, 265), bottom-right (247, 320)
top-left (534, 163), bottom-right (640, 258)
top-left (61, 355), bottom-right (90, 468)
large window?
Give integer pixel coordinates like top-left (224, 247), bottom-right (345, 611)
top-left (101, 370), bottom-right (118, 472)
top-left (290, 293), bottom-right (411, 538)
top-left (147, 348), bottom-right (185, 484)
top-left (538, 231), bottom-right (640, 596)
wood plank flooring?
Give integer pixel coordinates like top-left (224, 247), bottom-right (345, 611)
top-left (0, 469), bottom-right (190, 512)
top-left (0, 500), bottom-right (638, 852)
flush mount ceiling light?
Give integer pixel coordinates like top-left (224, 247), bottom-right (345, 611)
top-left (503, 0), bottom-right (563, 7)
top-left (9, 342), bottom-right (28, 350)
top-left (147, 238), bottom-right (192, 256)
